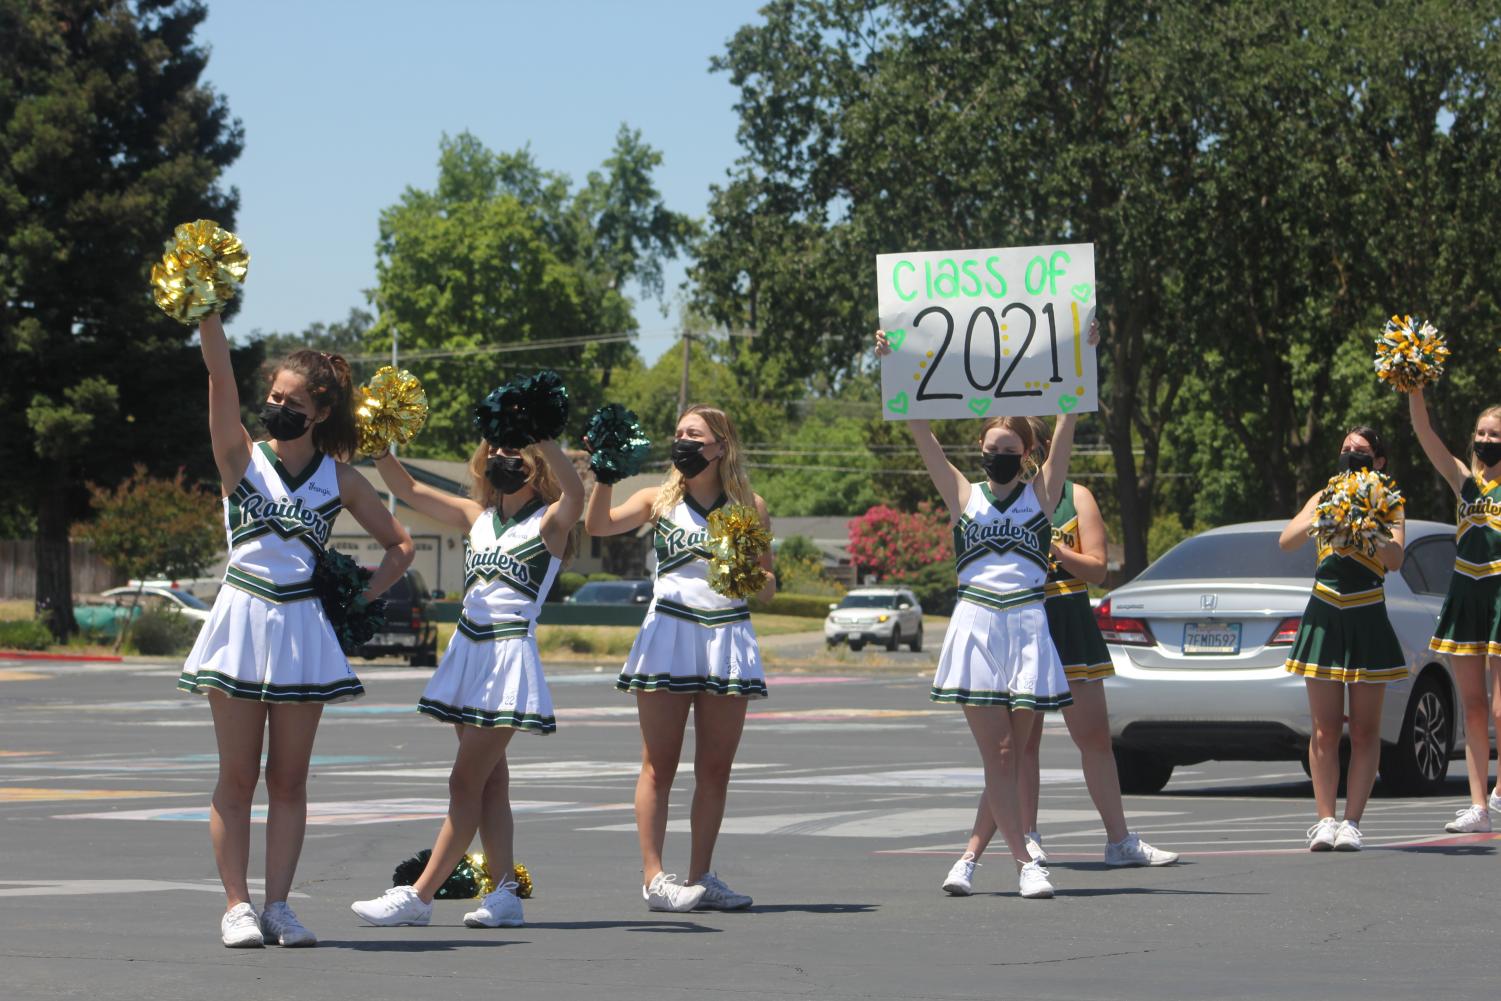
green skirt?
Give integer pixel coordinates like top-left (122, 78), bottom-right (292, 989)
top-left (1430, 571), bottom-right (1501, 657)
top-left (1284, 591), bottom-right (1407, 684)
top-left (1045, 591), bottom-right (1113, 682)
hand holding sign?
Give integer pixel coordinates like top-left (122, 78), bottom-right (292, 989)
top-left (877, 243), bottom-right (1098, 420)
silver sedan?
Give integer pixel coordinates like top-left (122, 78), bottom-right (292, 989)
top-left (1099, 520), bottom-right (1465, 795)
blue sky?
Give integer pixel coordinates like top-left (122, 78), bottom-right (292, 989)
top-left (199, 0), bottom-right (765, 365)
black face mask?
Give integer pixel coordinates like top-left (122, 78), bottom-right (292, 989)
top-left (258, 402), bottom-right (310, 441)
top-left (485, 455), bottom-right (530, 495)
top-left (1475, 441), bottom-right (1501, 467)
top-left (981, 451), bottom-right (1023, 484)
top-left (671, 438), bottom-right (712, 479)
top-left (1338, 451), bottom-right (1374, 473)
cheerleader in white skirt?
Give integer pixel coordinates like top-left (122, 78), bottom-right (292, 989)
top-left (585, 404), bottom-right (774, 913)
top-left (183, 315), bottom-right (415, 949)
top-left (876, 329), bottom-right (1078, 900)
top-left (351, 432), bottom-right (583, 930)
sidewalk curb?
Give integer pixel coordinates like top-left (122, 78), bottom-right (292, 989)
top-left (0, 649), bottom-right (124, 663)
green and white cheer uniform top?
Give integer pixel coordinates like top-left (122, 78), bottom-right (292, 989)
top-left (457, 500), bottom-right (560, 641)
top-left (649, 494), bottom-right (749, 627)
top-left (222, 442), bottom-right (341, 602)
top-left (953, 481), bottom-right (1053, 612)
top-left (1044, 480), bottom-right (1088, 600)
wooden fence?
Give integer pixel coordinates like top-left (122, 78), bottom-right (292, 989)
top-left (0, 539), bottom-right (125, 599)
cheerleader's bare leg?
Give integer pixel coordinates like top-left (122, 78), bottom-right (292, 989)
top-left (1451, 655), bottom-right (1491, 808)
top-left (1019, 715), bottom-right (1044, 835)
top-left (1343, 681), bottom-right (1386, 824)
top-left (963, 705), bottom-right (1036, 864)
top-left (476, 743), bottom-right (515, 884)
top-left (1305, 678), bottom-right (1346, 821)
top-left (1059, 683), bottom-right (1129, 843)
top-left (208, 694), bottom-right (268, 909)
top-left (634, 692), bottom-right (693, 882)
top-left (263, 702), bottom-right (324, 905)
top-left (411, 725), bottom-right (514, 903)
top-left (687, 692), bottom-right (748, 881)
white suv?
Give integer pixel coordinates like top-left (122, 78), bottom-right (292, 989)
top-left (825, 587), bottom-right (924, 652)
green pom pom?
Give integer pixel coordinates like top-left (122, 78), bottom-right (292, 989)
top-left (582, 403), bottom-right (651, 485)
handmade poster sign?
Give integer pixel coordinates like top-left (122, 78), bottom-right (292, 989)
top-left (877, 243), bottom-right (1098, 420)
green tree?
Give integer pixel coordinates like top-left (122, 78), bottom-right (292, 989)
top-left (370, 128), bottom-right (694, 457)
top-left (0, 0), bottom-right (243, 636)
top-left (80, 465), bottom-right (221, 649)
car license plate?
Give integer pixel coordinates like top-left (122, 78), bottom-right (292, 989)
top-left (372, 633), bottom-right (406, 647)
top-left (1182, 622), bottom-right (1241, 655)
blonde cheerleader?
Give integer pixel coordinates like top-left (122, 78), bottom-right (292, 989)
top-left (351, 421), bottom-right (582, 928)
top-left (584, 404), bottom-right (773, 912)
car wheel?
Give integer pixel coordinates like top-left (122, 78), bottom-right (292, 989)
top-left (849, 640), bottom-right (866, 651)
top-left (909, 626), bottom-right (923, 653)
top-left (1113, 747), bottom-right (1174, 795)
top-left (886, 626), bottom-right (901, 652)
top-left (1379, 672), bottom-right (1453, 796)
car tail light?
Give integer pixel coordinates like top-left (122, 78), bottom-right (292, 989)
top-left (1269, 616), bottom-right (1301, 645)
top-left (411, 604), bottom-right (424, 629)
top-left (1094, 598), bottom-right (1155, 647)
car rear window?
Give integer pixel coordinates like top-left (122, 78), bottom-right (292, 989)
top-left (577, 583), bottom-right (632, 601)
top-left (1133, 531), bottom-right (1313, 582)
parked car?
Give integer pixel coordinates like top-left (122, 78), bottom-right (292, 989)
top-left (75, 585), bottom-right (214, 636)
top-left (825, 587), bottom-right (924, 651)
top-left (1098, 519), bottom-right (1465, 796)
top-left (565, 580), bottom-right (653, 604)
top-left (357, 569), bottom-right (439, 667)
top-left (129, 577), bottom-right (222, 601)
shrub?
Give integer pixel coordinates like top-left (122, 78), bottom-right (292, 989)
top-left (586, 572), bottom-right (621, 583)
top-left (129, 609), bottom-right (203, 656)
top-left (0, 618), bottom-right (53, 650)
top-left (749, 592), bottom-right (839, 618)
top-left (890, 560), bottom-right (959, 617)
top-left (556, 571), bottom-right (587, 599)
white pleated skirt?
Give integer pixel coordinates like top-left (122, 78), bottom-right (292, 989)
top-left (930, 599), bottom-right (1071, 711)
top-left (177, 586), bottom-right (363, 703)
top-left (418, 631), bottom-right (556, 734)
top-left (617, 604), bottom-right (767, 698)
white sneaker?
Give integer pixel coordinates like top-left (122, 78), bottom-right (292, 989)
top-left (1017, 859), bottom-right (1054, 899)
top-left (1333, 820), bottom-right (1363, 852)
top-left (1488, 790), bottom-right (1501, 815)
top-left (260, 900), bottom-right (317, 946)
top-left (1444, 805), bottom-right (1492, 834)
top-left (643, 872), bottom-right (706, 912)
top-left (220, 902), bottom-right (264, 948)
top-left (463, 880), bottom-right (524, 928)
top-left (1024, 831), bottom-right (1048, 863)
top-left (350, 885), bottom-right (432, 926)
top-left (1105, 832), bottom-right (1180, 867)
top-left (693, 871), bottom-right (752, 910)
top-left (1307, 816), bottom-right (1339, 851)
top-left (942, 853), bottom-right (978, 896)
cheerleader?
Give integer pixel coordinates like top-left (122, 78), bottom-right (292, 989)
top-left (179, 315), bottom-right (415, 948)
top-left (351, 427), bottom-right (582, 928)
top-left (1278, 427), bottom-right (1407, 850)
top-left (941, 418), bottom-right (1177, 895)
top-left (875, 330), bottom-right (1076, 899)
top-left (1408, 390), bottom-right (1501, 833)
top-left (584, 404), bottom-right (773, 912)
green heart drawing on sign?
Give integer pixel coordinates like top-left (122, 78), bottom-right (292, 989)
top-left (885, 328), bottom-right (906, 352)
top-left (1058, 394), bottom-right (1079, 413)
top-left (967, 397), bottom-right (991, 416)
top-left (1071, 284), bottom-right (1093, 303)
top-left (886, 391), bottom-right (910, 415)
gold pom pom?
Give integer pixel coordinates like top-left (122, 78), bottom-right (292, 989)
top-left (355, 366), bottom-right (430, 456)
top-left (706, 504), bottom-right (772, 600)
top-left (512, 862), bottom-right (533, 899)
top-left (1309, 470), bottom-right (1405, 557)
top-left (466, 852), bottom-right (497, 897)
top-left (149, 220), bottom-right (249, 324)
top-left (1374, 314), bottom-right (1449, 393)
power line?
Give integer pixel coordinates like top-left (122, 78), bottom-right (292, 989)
top-left (346, 330), bottom-right (638, 362)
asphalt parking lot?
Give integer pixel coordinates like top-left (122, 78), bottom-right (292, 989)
top-left (2, 656), bottom-right (1496, 1001)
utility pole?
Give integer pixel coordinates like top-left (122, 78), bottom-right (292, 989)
top-left (677, 331), bottom-right (693, 415)
top-left (387, 326), bottom-right (398, 515)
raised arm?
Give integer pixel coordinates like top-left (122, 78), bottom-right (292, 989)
top-left (1279, 491), bottom-right (1321, 551)
top-left (199, 313), bottom-right (252, 492)
top-left (336, 463), bottom-right (415, 599)
top-left (536, 440), bottom-right (586, 559)
top-left (373, 452), bottom-right (482, 532)
top-left (1053, 482), bottom-right (1109, 586)
top-left (584, 483), bottom-right (658, 537)
top-left (1408, 387), bottom-right (1468, 496)
top-left (1035, 413), bottom-right (1078, 515)
top-left (874, 329), bottom-right (968, 518)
